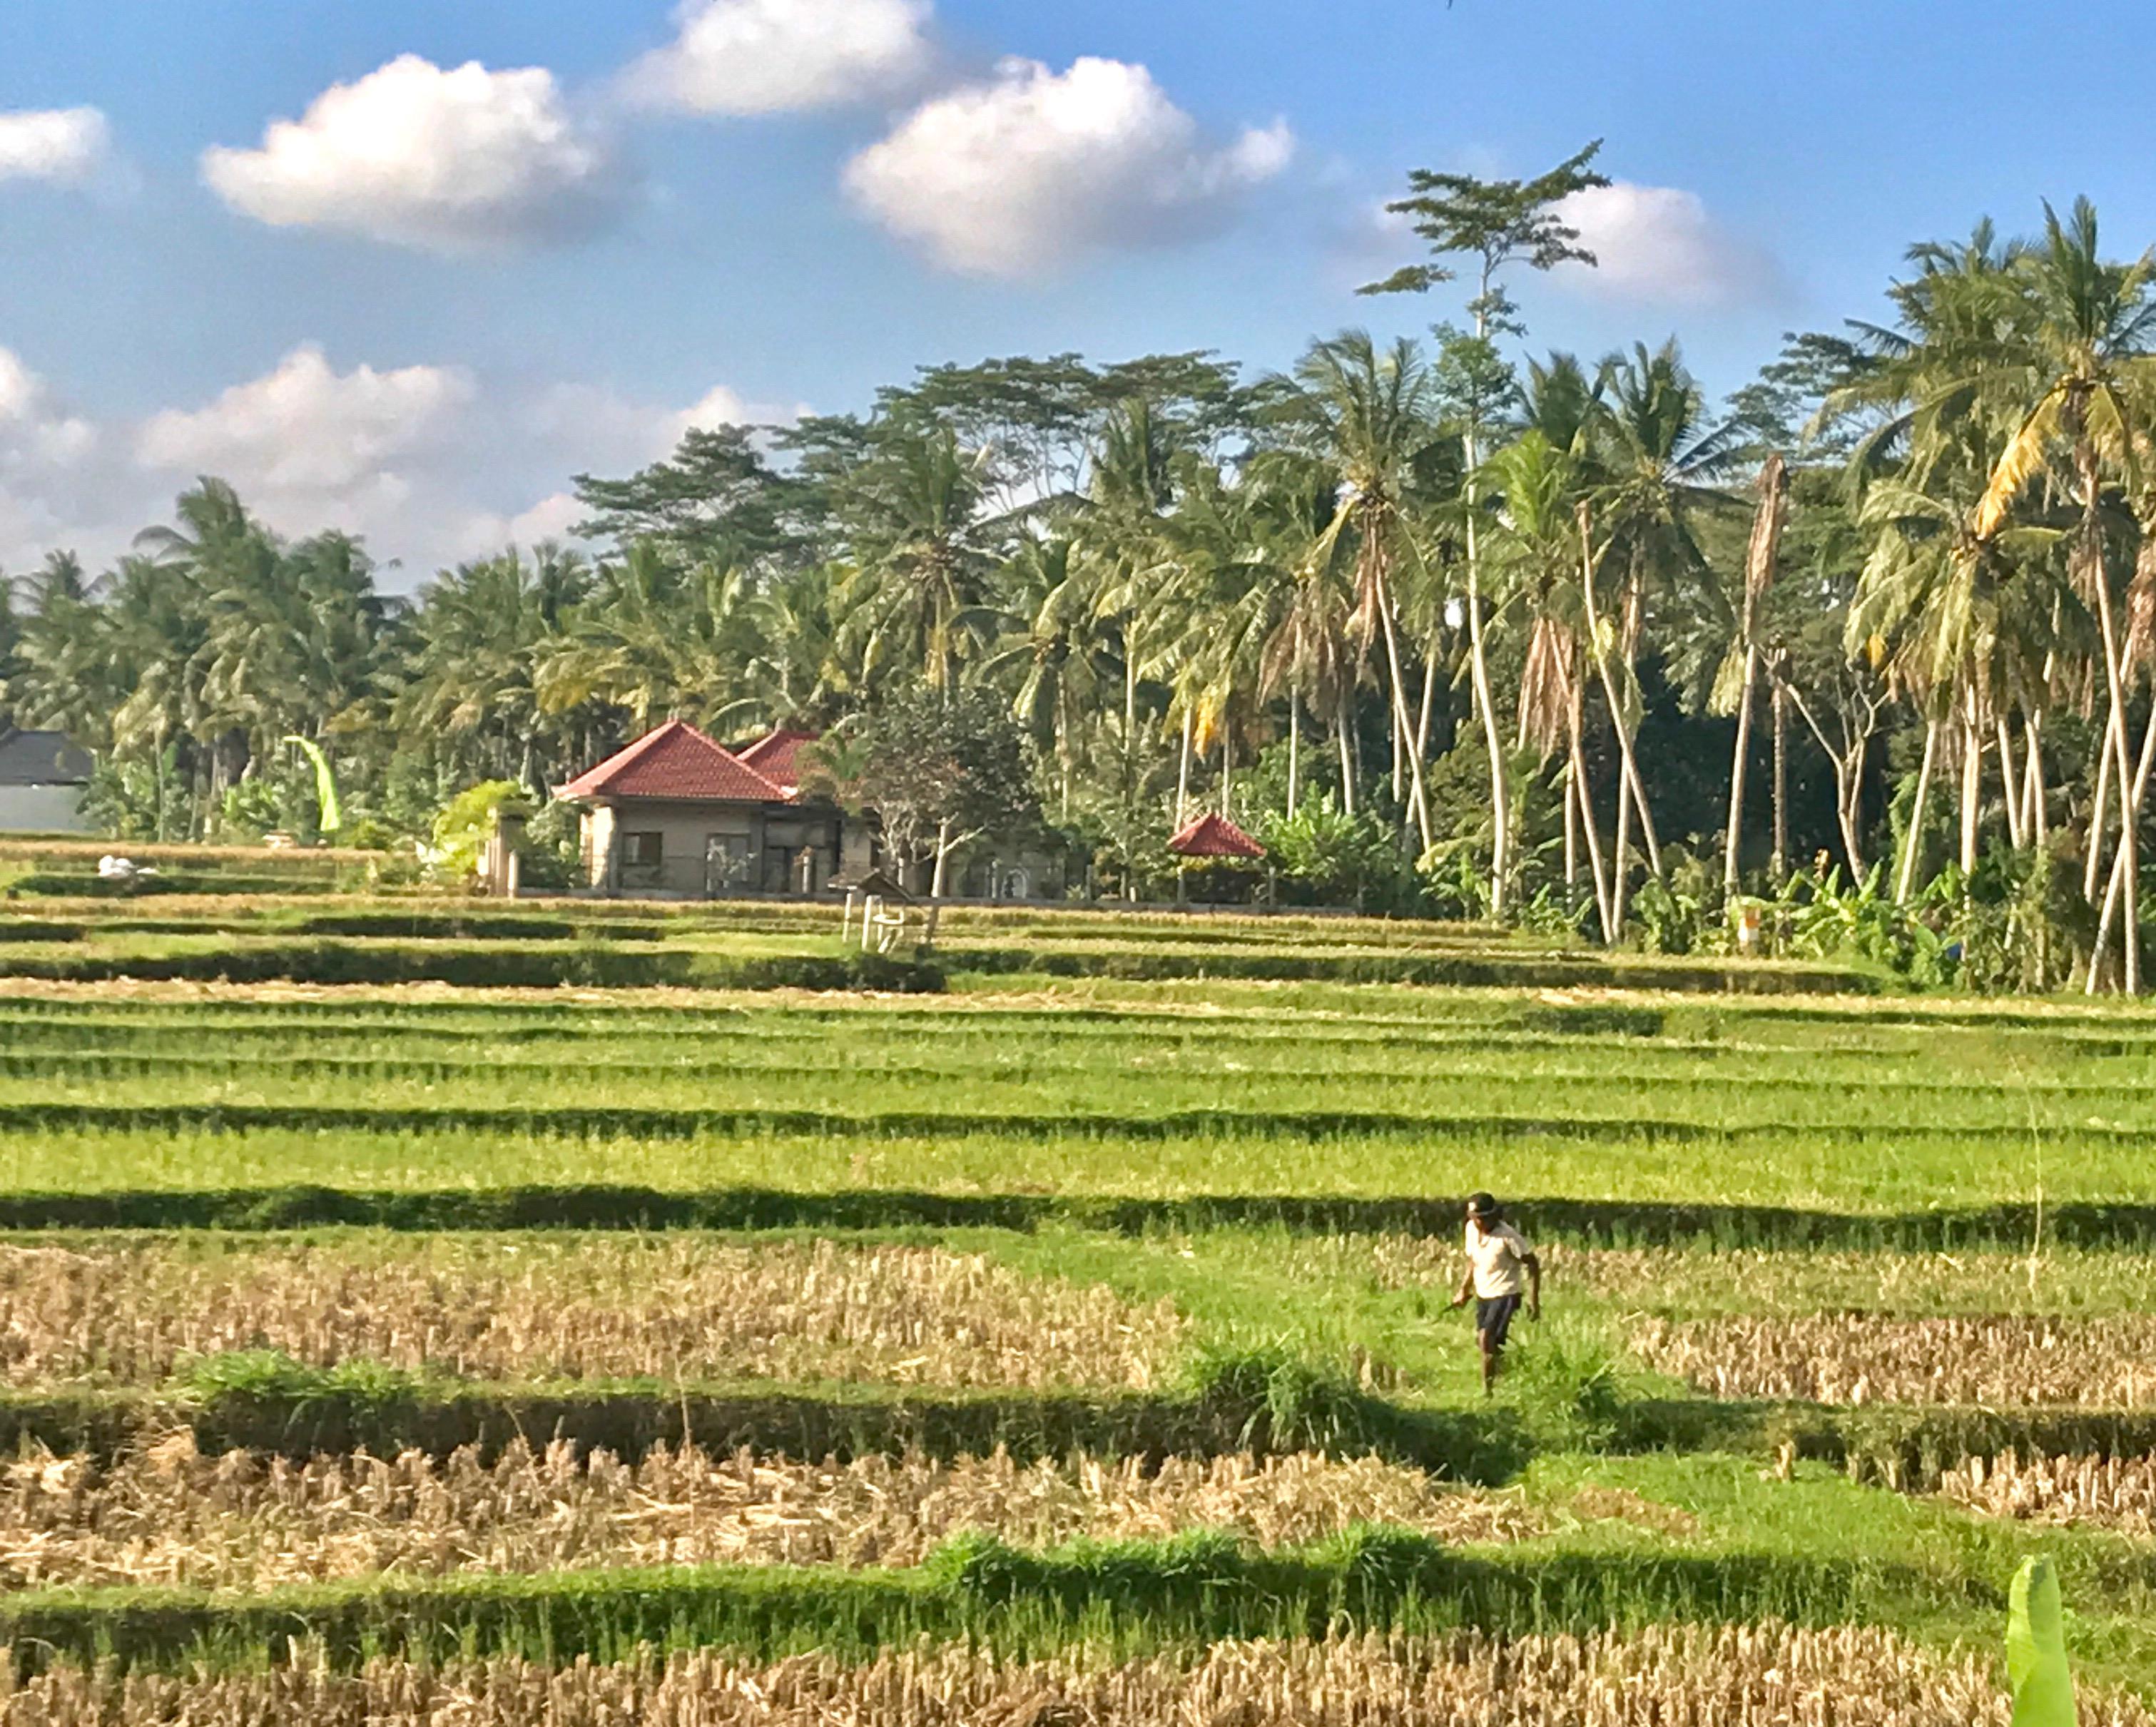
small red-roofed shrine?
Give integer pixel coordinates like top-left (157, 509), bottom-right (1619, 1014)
top-left (1169, 811), bottom-right (1266, 860)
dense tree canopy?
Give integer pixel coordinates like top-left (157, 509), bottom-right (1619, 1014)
top-left (11, 181), bottom-right (2156, 989)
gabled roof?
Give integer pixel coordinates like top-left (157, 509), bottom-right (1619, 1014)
top-left (556, 720), bottom-right (789, 804)
top-left (1169, 811), bottom-right (1266, 860)
top-left (735, 728), bottom-right (819, 795)
top-left (0, 730), bottom-right (92, 788)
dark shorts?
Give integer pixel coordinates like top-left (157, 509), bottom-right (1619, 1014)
top-left (1476, 1293), bottom-right (1522, 1351)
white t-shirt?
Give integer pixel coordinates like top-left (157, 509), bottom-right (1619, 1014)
top-left (1465, 1218), bottom-right (1533, 1298)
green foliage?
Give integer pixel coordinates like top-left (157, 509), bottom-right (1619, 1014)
top-left (176, 1349), bottom-right (419, 1412)
top-left (828, 687), bottom-right (1040, 884)
top-left (1503, 1329), bottom-right (1626, 1450)
top-left (2007, 1557), bottom-right (2075, 1727)
top-left (283, 735), bottom-right (342, 834)
top-left (1260, 795), bottom-right (1411, 910)
top-left (1182, 1342), bottom-right (1378, 1453)
top-left (427, 780), bottom-right (532, 885)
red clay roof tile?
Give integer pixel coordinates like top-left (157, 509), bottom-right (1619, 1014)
top-left (557, 720), bottom-right (789, 803)
top-left (735, 728), bottom-right (819, 794)
top-left (1169, 811), bottom-right (1266, 860)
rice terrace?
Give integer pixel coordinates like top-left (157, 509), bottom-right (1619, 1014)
top-left (14, 0), bottom-right (2156, 1720)
top-left (0, 855), bottom-right (2145, 1723)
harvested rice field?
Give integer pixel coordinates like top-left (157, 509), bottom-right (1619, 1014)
top-left (0, 1626), bottom-right (2147, 1727)
top-left (0, 1237), bottom-right (1181, 1390)
top-left (2, 905), bottom-right (2155, 1708)
top-left (0, 1441), bottom-right (1533, 1589)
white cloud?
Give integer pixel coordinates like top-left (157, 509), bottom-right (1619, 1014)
top-left (0, 341), bottom-right (793, 581)
top-left (201, 55), bottom-right (624, 251)
top-left (843, 56), bottom-right (1292, 278)
top-left (623, 0), bottom-right (932, 115)
top-left (0, 108), bottom-right (111, 186)
top-left (137, 347), bottom-right (474, 519)
top-left (1553, 182), bottom-right (1779, 307)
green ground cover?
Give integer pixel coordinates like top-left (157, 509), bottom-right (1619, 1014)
top-left (0, 945), bottom-right (2152, 1700)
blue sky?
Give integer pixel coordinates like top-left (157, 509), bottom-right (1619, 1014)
top-left (4, 0), bottom-right (2155, 584)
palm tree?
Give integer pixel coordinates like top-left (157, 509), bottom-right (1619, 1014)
top-left (401, 545), bottom-right (590, 785)
top-left (1274, 332), bottom-right (1440, 852)
top-left (1970, 199), bottom-right (2156, 990)
top-left (834, 425), bottom-right (996, 697)
top-left (1483, 429), bottom-right (1612, 936)
top-left (1588, 341), bottom-right (1742, 918)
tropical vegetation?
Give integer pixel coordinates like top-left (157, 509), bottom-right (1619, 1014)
top-left (11, 159), bottom-right (2156, 988)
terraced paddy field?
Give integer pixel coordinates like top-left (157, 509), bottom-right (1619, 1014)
top-left (0, 897), bottom-right (2152, 1717)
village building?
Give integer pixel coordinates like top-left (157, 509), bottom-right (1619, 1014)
top-left (557, 720), bottom-right (870, 898)
top-left (0, 730), bottom-right (93, 834)
top-left (559, 719), bottom-right (1077, 903)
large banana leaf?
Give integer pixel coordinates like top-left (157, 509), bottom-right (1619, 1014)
top-left (283, 735), bottom-right (342, 835)
top-left (2008, 1557), bottom-right (2075, 1727)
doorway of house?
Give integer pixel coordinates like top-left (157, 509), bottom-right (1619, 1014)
top-left (705, 835), bottom-right (751, 897)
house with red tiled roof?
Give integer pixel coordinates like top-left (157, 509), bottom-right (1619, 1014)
top-left (556, 720), bottom-right (868, 897)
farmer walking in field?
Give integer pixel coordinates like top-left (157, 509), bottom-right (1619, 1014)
top-left (1450, 1192), bottom-right (1540, 1392)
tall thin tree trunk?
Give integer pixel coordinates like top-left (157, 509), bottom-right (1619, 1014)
top-left (1724, 646), bottom-right (1758, 893)
top-left (1611, 740), bottom-right (1636, 938)
top-left (2025, 710), bottom-right (2048, 845)
top-left (1414, 619), bottom-right (1443, 765)
top-left (1726, 453), bottom-right (1788, 897)
top-left (1373, 566), bottom-right (1433, 852)
top-left (1897, 718), bottom-right (1938, 903)
top-left (1221, 728), bottom-right (1234, 825)
top-left (2093, 580), bottom-right (2140, 992)
top-left (1286, 696), bottom-right (1301, 817)
top-left (2085, 708), bottom-right (2117, 901)
top-left (1996, 712), bottom-right (2023, 850)
top-left (1336, 691), bottom-right (1357, 819)
top-left (1174, 705), bottom-right (1194, 831)
top-left (1464, 434), bottom-right (1510, 917)
top-left (1771, 677), bottom-right (1789, 881)
top-left (1562, 653), bottom-right (1614, 942)
top-left (2088, 698), bottom-right (2156, 992)
top-left (1958, 690), bottom-right (1983, 876)
top-left (1580, 502), bottom-right (1657, 934)
top-left (1612, 571), bottom-right (1664, 875)
top-left (1562, 759), bottom-right (1579, 889)
top-left (1389, 683), bottom-right (1404, 807)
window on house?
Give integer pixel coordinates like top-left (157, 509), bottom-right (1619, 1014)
top-left (621, 831), bottom-right (663, 868)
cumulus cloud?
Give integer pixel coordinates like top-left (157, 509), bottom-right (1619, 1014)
top-left (623, 0), bottom-right (932, 115)
top-left (136, 347), bottom-right (475, 521)
top-left (0, 108), bottom-right (111, 186)
top-left (0, 341), bottom-right (793, 581)
top-left (200, 55), bottom-right (624, 250)
top-left (844, 56), bottom-right (1292, 278)
top-left (1553, 182), bottom-right (1780, 307)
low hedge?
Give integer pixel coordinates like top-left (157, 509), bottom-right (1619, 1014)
top-left (0, 1534), bottom-right (1934, 1673)
top-left (0, 1186), bottom-right (2148, 1251)
top-left (947, 947), bottom-right (1878, 995)
top-left (9, 870), bottom-right (347, 898)
top-left (0, 939), bottom-right (943, 992)
top-left (0, 1380), bottom-right (1526, 1482)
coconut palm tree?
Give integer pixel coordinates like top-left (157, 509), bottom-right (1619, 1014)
top-left (1969, 199), bottom-right (2156, 989)
top-left (1273, 332), bottom-right (1441, 852)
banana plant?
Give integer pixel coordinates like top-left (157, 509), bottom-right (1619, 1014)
top-left (282, 735), bottom-right (342, 836)
top-left (2008, 1557), bottom-right (2075, 1727)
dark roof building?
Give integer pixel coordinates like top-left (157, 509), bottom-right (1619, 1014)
top-left (0, 730), bottom-right (92, 787)
top-left (0, 729), bottom-right (93, 835)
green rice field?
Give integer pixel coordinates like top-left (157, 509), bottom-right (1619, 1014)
top-left (0, 886), bottom-right (2153, 1716)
